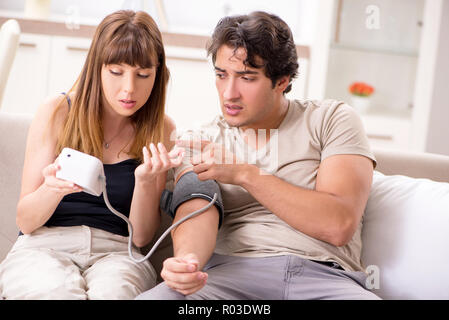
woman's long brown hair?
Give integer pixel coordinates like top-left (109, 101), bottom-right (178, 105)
top-left (52, 10), bottom-right (169, 163)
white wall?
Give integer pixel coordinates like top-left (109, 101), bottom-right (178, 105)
top-left (307, 0), bottom-right (334, 100)
top-left (164, 48), bottom-right (219, 130)
top-left (0, 0), bottom-right (319, 44)
top-left (426, 0), bottom-right (449, 155)
top-left (412, 0), bottom-right (449, 155)
top-left (162, 0), bottom-right (318, 44)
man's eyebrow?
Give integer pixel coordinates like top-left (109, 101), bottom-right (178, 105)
top-left (215, 66), bottom-right (226, 72)
top-left (214, 66), bottom-right (259, 75)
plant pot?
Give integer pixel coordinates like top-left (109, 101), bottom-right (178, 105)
top-left (350, 95), bottom-right (371, 114)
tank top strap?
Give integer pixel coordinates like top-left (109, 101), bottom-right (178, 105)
top-left (60, 92), bottom-right (72, 110)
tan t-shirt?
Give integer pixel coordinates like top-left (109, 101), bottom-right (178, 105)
top-left (174, 99), bottom-right (376, 272)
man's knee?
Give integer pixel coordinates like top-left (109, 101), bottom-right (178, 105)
top-left (135, 282), bottom-right (186, 300)
top-left (87, 282), bottom-right (143, 300)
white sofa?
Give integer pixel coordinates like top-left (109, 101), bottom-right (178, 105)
top-left (1, 111), bottom-right (449, 299)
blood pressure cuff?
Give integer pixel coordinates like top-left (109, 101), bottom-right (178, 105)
top-left (160, 171), bottom-right (224, 228)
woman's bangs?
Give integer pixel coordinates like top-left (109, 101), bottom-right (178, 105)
top-left (102, 28), bottom-right (157, 68)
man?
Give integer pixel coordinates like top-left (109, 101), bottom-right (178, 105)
top-left (137, 11), bottom-right (379, 300)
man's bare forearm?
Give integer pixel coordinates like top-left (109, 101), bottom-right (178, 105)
top-left (171, 198), bottom-right (219, 270)
top-left (238, 156), bottom-right (373, 246)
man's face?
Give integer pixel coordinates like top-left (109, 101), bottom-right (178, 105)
top-left (214, 45), bottom-right (279, 130)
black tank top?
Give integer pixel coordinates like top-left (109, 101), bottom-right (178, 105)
top-left (44, 93), bottom-right (139, 236)
top-left (45, 159), bottom-right (139, 236)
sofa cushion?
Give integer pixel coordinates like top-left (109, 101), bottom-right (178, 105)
top-left (361, 171), bottom-right (449, 299)
top-left (0, 112), bottom-right (32, 261)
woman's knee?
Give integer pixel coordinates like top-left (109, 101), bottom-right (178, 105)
top-left (0, 249), bottom-right (86, 299)
top-left (84, 254), bottom-right (157, 300)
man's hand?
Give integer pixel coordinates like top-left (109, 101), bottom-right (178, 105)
top-left (160, 253), bottom-right (208, 296)
top-left (175, 140), bottom-right (253, 185)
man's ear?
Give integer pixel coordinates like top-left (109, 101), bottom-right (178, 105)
top-left (275, 76), bottom-right (291, 93)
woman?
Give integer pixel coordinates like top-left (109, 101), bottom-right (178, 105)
top-left (0, 10), bottom-right (183, 299)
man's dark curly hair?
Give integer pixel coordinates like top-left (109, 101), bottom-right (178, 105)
top-left (207, 11), bottom-right (299, 94)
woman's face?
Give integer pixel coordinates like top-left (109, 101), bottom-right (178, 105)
top-left (101, 63), bottom-right (157, 117)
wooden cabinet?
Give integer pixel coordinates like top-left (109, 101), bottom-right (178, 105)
top-left (0, 33), bottom-right (90, 113)
top-left (47, 36), bottom-right (90, 95)
top-left (361, 115), bottom-right (411, 150)
top-left (1, 33), bottom-right (309, 132)
top-left (1, 33), bottom-right (51, 113)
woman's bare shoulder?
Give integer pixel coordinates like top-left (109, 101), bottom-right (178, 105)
top-left (36, 93), bottom-right (70, 122)
top-left (28, 93), bottom-right (71, 144)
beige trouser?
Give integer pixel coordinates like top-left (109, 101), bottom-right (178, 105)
top-left (0, 225), bottom-right (156, 300)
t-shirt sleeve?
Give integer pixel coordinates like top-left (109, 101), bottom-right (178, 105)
top-left (320, 101), bottom-right (377, 168)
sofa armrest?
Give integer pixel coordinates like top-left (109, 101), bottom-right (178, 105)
top-left (0, 112), bottom-right (33, 260)
top-left (373, 148), bottom-right (449, 183)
